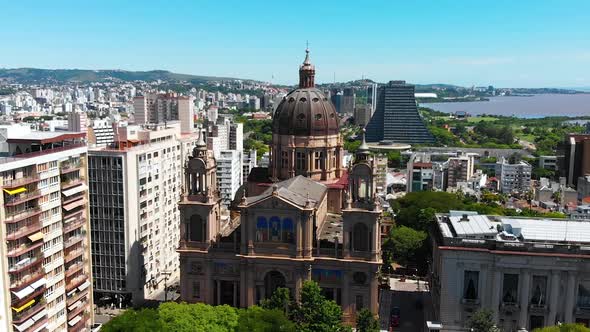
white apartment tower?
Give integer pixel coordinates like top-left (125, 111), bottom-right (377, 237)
top-left (88, 123), bottom-right (195, 306)
top-left (0, 131), bottom-right (93, 332)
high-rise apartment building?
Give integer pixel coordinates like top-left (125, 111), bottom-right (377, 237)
top-left (365, 80), bottom-right (434, 144)
top-left (133, 93), bottom-right (194, 133)
top-left (446, 156), bottom-right (475, 189)
top-left (87, 119), bottom-right (115, 148)
top-left (559, 134), bottom-right (590, 187)
top-left (0, 131), bottom-right (93, 332)
top-left (67, 112), bottom-right (87, 133)
top-left (495, 157), bottom-right (532, 193)
top-left (242, 150), bottom-right (257, 184)
top-left (216, 150), bottom-right (242, 205)
top-left (88, 123), bottom-right (194, 306)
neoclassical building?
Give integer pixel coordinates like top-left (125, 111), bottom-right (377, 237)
top-left (177, 49), bottom-right (383, 323)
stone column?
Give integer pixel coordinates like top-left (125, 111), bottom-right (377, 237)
top-left (548, 271), bottom-right (560, 326)
top-left (296, 216), bottom-right (303, 258)
top-left (370, 272), bottom-right (379, 314)
top-left (205, 260), bottom-right (213, 304)
top-left (216, 279), bottom-right (221, 305)
top-left (342, 270), bottom-right (351, 318)
top-left (564, 272), bottom-right (577, 323)
top-left (240, 261), bottom-right (248, 307)
top-left (343, 226), bottom-right (350, 258)
top-left (518, 270), bottom-right (531, 330)
top-left (491, 270), bottom-right (502, 323)
top-left (233, 281), bottom-right (238, 307)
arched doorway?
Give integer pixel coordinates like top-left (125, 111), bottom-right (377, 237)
top-left (264, 270), bottom-right (286, 299)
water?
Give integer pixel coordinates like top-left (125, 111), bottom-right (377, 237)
top-left (421, 94), bottom-right (590, 118)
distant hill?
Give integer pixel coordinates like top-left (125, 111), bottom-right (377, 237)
top-left (0, 68), bottom-right (246, 84)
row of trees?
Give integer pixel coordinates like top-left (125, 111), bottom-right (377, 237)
top-left (468, 309), bottom-right (590, 332)
top-left (102, 281), bottom-right (380, 332)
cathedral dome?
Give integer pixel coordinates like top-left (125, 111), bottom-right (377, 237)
top-left (272, 48), bottom-right (339, 136)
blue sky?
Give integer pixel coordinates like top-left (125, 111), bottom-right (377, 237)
top-left (1, 1), bottom-right (589, 87)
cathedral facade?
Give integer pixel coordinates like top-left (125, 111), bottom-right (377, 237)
top-left (177, 49), bottom-right (382, 323)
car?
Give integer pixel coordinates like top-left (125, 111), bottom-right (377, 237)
top-left (91, 323), bottom-right (102, 332)
top-left (390, 306), bottom-right (400, 327)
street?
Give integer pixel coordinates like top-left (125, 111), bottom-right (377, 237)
top-left (380, 278), bottom-right (433, 332)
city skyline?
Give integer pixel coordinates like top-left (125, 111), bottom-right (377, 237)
top-left (2, 1), bottom-right (590, 88)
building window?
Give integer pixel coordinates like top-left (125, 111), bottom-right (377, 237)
top-left (189, 215), bottom-right (204, 242)
top-left (296, 152), bottom-right (306, 171)
top-left (463, 271), bottom-right (479, 300)
top-left (502, 274), bottom-right (519, 304)
top-left (578, 280), bottom-right (590, 309)
top-left (530, 276), bottom-right (547, 306)
top-left (352, 223), bottom-right (369, 252)
top-left (314, 151), bottom-right (323, 170)
top-left (355, 294), bottom-right (364, 310)
top-left (192, 281), bottom-right (200, 299)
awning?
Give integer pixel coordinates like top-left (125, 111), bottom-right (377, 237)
top-left (67, 288), bottom-right (77, 297)
top-left (62, 199), bottom-right (86, 211)
top-left (4, 187), bottom-right (26, 195)
top-left (13, 318), bottom-right (35, 332)
top-left (12, 299), bottom-right (35, 313)
top-left (68, 315), bottom-right (82, 327)
top-left (12, 286), bottom-right (35, 300)
top-left (62, 184), bottom-right (87, 197)
top-left (31, 309), bottom-right (46, 322)
top-left (68, 300), bottom-right (82, 311)
top-left (78, 280), bottom-right (90, 291)
top-left (28, 232), bottom-right (44, 242)
top-left (30, 278), bottom-right (46, 290)
top-left (32, 323), bottom-right (48, 332)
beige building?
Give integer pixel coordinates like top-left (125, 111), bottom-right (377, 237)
top-left (177, 49), bottom-right (382, 325)
top-left (0, 131), bottom-right (93, 332)
top-left (432, 212), bottom-right (590, 332)
top-left (88, 123), bottom-right (197, 306)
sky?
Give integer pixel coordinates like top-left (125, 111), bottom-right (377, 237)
top-left (1, 1), bottom-right (590, 88)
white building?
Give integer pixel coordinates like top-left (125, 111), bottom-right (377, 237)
top-left (242, 150), bottom-right (257, 183)
top-left (495, 157), bottom-right (532, 193)
top-left (133, 93), bottom-right (194, 133)
top-left (432, 212), bottom-right (590, 332)
top-left (87, 119), bottom-right (115, 148)
top-left (216, 150), bottom-right (242, 205)
top-left (88, 124), bottom-right (191, 306)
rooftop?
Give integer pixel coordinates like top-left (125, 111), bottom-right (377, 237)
top-left (6, 131), bottom-right (86, 144)
top-left (437, 212), bottom-right (590, 246)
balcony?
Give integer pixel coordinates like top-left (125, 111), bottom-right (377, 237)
top-left (6, 220), bottom-right (43, 241)
top-left (7, 241), bottom-right (44, 258)
top-left (61, 177), bottom-right (85, 190)
top-left (68, 313), bottom-right (90, 332)
top-left (66, 288), bottom-right (89, 307)
top-left (9, 256), bottom-right (42, 274)
top-left (63, 217), bottom-right (86, 234)
top-left (10, 269), bottom-right (44, 290)
top-left (64, 248), bottom-right (84, 264)
top-left (65, 262), bottom-right (84, 277)
top-left (61, 162), bottom-right (82, 174)
top-left (4, 190), bottom-right (42, 207)
top-left (64, 235), bottom-right (85, 249)
top-left (5, 206), bottom-right (42, 224)
top-left (461, 298), bottom-right (481, 307)
top-left (67, 300), bottom-right (87, 319)
top-left (12, 297), bottom-right (45, 324)
top-left (1, 175), bottom-right (39, 188)
top-left (501, 301), bottom-right (520, 313)
top-left (66, 275), bottom-right (88, 293)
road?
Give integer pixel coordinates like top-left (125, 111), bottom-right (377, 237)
top-left (379, 278), bottom-right (433, 332)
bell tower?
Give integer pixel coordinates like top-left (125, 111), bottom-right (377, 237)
top-left (178, 128), bottom-right (221, 250)
top-left (342, 129), bottom-right (381, 261)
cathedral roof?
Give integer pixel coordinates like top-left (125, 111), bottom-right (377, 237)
top-left (244, 175), bottom-right (327, 209)
top-left (272, 48), bottom-right (339, 136)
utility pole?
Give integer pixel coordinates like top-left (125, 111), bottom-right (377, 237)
top-left (162, 270), bottom-right (172, 302)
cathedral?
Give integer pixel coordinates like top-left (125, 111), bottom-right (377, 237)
top-left (177, 49), bottom-right (382, 323)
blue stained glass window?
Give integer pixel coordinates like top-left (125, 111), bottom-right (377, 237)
top-left (256, 216), bottom-right (267, 229)
top-left (282, 218), bottom-right (293, 231)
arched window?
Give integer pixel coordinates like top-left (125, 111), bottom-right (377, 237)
top-left (189, 215), bottom-right (204, 242)
top-left (352, 223), bottom-right (369, 252)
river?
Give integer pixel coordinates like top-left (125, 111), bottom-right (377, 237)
top-left (421, 94), bottom-right (590, 118)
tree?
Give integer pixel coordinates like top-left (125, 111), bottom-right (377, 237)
top-left (356, 308), bottom-right (380, 332)
top-left (102, 308), bottom-right (162, 332)
top-left (387, 226), bottom-right (427, 267)
top-left (237, 306), bottom-right (296, 332)
top-left (467, 309), bottom-right (498, 332)
top-left (158, 302), bottom-right (239, 332)
top-left (261, 287), bottom-right (291, 315)
top-left (292, 280), bottom-right (347, 332)
top-left (533, 323), bottom-right (590, 332)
